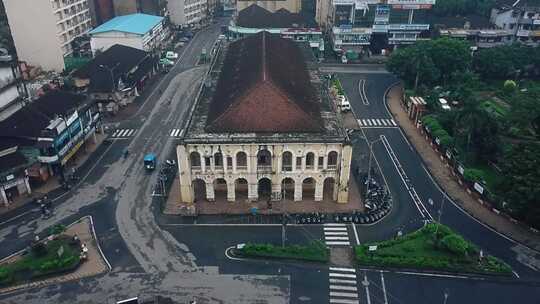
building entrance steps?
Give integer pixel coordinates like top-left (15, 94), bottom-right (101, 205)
top-left (164, 171), bottom-right (365, 216)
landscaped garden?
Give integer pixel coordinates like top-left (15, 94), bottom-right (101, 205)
top-left (354, 223), bottom-right (512, 275)
top-left (0, 225), bottom-right (82, 287)
top-left (235, 241), bottom-right (329, 263)
top-left (387, 38), bottom-right (540, 229)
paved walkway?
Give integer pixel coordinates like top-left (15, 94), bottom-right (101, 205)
top-left (0, 216), bottom-right (109, 294)
top-left (164, 175), bottom-right (365, 215)
top-left (387, 84), bottom-right (540, 251)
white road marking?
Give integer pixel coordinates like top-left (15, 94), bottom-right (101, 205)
top-left (381, 119), bottom-right (388, 126)
top-left (358, 119), bottom-right (363, 126)
top-left (351, 223), bottom-right (360, 245)
top-left (362, 119), bottom-right (368, 126)
top-left (325, 236), bottom-right (350, 241)
top-left (126, 129), bottom-right (135, 137)
top-left (329, 267), bottom-right (356, 272)
top-left (324, 227), bottom-right (348, 231)
top-left (380, 271), bottom-right (389, 304)
top-left (363, 273), bottom-right (372, 304)
top-left (170, 129), bottom-right (177, 136)
top-left (329, 299), bottom-right (359, 304)
top-left (375, 119), bottom-right (381, 125)
top-left (325, 231), bottom-right (349, 235)
top-left (391, 119), bottom-right (397, 126)
top-left (330, 292), bottom-right (358, 298)
top-left (324, 223), bottom-right (347, 226)
top-left (330, 278), bottom-right (357, 285)
top-left (331, 285), bottom-right (358, 291)
top-left (326, 241), bottom-right (351, 246)
top-left (112, 129), bottom-right (120, 137)
top-left (330, 273), bottom-right (357, 279)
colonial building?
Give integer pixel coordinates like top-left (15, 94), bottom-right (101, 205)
top-left (176, 32), bottom-right (352, 204)
top-left (228, 4), bottom-right (324, 53)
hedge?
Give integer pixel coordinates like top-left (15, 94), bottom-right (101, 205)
top-left (236, 242), bottom-right (329, 262)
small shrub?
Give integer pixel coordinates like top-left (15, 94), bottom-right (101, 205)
top-left (441, 234), bottom-right (469, 257)
top-left (31, 242), bottom-right (48, 257)
top-left (49, 224), bottom-right (66, 235)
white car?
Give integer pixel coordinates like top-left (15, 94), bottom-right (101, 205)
top-left (166, 51), bottom-right (179, 60)
top-left (337, 95), bottom-right (351, 112)
top-left (218, 34), bottom-right (226, 40)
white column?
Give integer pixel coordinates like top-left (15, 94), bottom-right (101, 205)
top-left (323, 154), bottom-right (328, 170)
top-left (248, 182), bottom-right (258, 201)
top-left (206, 181), bottom-right (215, 202)
top-left (292, 155), bottom-right (297, 172)
top-left (294, 181), bottom-right (302, 202)
top-left (314, 181), bottom-right (323, 202)
top-left (227, 182), bottom-right (235, 202)
top-left (301, 154), bottom-right (306, 172)
top-left (223, 154), bottom-right (228, 174)
top-left (210, 154), bottom-right (215, 172)
top-left (232, 153), bottom-right (237, 173)
top-left (201, 154), bottom-right (206, 173)
top-left (332, 180), bottom-right (339, 201)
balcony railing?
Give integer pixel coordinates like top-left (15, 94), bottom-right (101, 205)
top-left (282, 165), bottom-right (292, 172)
top-left (236, 165), bottom-right (247, 171)
top-left (257, 165), bottom-right (272, 172)
top-left (327, 164), bottom-right (338, 170)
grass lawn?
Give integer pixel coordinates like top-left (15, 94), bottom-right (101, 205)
top-left (0, 236), bottom-right (81, 286)
top-left (355, 223), bottom-right (512, 275)
top-left (236, 242), bottom-right (329, 263)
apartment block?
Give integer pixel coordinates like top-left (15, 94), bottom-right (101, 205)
top-left (3, 0), bottom-right (92, 72)
top-left (168, 0), bottom-right (208, 27)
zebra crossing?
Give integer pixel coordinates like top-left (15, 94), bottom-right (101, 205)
top-left (323, 223), bottom-right (351, 246)
top-left (110, 128), bottom-right (137, 138)
top-left (329, 267), bottom-right (359, 304)
top-left (358, 118), bottom-right (397, 128)
top-left (169, 128), bottom-right (184, 137)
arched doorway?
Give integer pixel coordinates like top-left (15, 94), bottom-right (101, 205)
top-left (213, 178), bottom-right (227, 201)
top-left (323, 177), bottom-right (336, 201)
top-left (258, 178), bottom-right (272, 200)
top-left (193, 179), bottom-right (206, 202)
top-left (281, 178), bottom-right (295, 200)
top-left (257, 149), bottom-right (272, 171)
top-left (302, 177), bottom-right (316, 200)
top-left (235, 178), bottom-right (248, 201)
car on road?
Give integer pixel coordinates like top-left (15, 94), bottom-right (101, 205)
top-left (218, 34), bottom-right (226, 40)
top-left (337, 95), bottom-right (351, 112)
top-left (144, 153), bottom-right (157, 170)
top-left (179, 37), bottom-right (190, 43)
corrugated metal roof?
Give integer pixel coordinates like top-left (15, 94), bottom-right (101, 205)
top-left (89, 13), bottom-right (163, 35)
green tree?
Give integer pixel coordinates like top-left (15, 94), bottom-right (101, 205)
top-left (441, 234), bottom-right (469, 257)
top-left (498, 143), bottom-right (540, 229)
top-left (507, 87), bottom-right (540, 137)
top-left (429, 38), bottom-right (472, 85)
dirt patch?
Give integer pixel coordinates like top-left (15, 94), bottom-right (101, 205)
top-left (330, 247), bottom-right (354, 267)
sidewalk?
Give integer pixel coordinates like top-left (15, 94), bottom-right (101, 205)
top-left (386, 84), bottom-right (540, 251)
top-left (164, 174), bottom-right (365, 216)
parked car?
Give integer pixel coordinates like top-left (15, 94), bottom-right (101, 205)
top-left (179, 37), bottom-right (190, 43)
top-left (337, 95), bottom-right (351, 112)
top-left (166, 51), bottom-right (178, 60)
top-left (218, 34), bottom-right (226, 40)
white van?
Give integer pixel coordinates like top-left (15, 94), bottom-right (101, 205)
top-left (337, 95), bottom-right (351, 112)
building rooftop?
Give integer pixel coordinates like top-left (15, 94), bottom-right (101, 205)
top-left (184, 33), bottom-right (346, 144)
top-left (72, 44), bottom-right (152, 92)
top-left (0, 90), bottom-right (87, 138)
top-left (494, 0), bottom-right (540, 10)
top-left (89, 13), bottom-right (163, 35)
top-left (236, 4), bottom-right (317, 28)
top-left (428, 14), bottom-right (494, 29)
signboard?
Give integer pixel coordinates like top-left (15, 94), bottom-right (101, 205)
top-left (61, 140), bottom-right (83, 165)
top-left (392, 4), bottom-right (432, 9)
top-left (333, 0), bottom-right (354, 4)
top-left (533, 19), bottom-right (540, 25)
top-left (5, 174), bottom-right (14, 181)
top-left (368, 245), bottom-right (378, 251)
top-left (473, 182), bottom-right (484, 194)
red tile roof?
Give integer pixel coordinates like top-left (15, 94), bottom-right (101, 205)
top-left (206, 31), bottom-right (322, 133)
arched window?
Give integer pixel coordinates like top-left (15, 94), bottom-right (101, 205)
top-left (328, 151), bottom-right (338, 169)
top-left (190, 152), bottom-right (201, 170)
top-left (236, 151), bottom-right (247, 170)
top-left (257, 149), bottom-right (272, 171)
top-left (306, 152), bottom-right (315, 170)
top-left (282, 151), bottom-right (292, 171)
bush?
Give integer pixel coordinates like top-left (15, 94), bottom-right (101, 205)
top-left (441, 234), bottom-right (469, 257)
top-left (49, 224), bottom-right (66, 235)
top-left (503, 80), bottom-right (517, 94)
top-left (31, 242), bottom-right (48, 257)
top-left (239, 242), bottom-right (328, 262)
top-left (463, 168), bottom-right (485, 183)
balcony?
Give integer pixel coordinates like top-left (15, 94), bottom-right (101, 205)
top-left (388, 24), bottom-right (430, 31)
top-left (257, 165), bottom-right (272, 173)
top-left (327, 164), bottom-right (338, 170)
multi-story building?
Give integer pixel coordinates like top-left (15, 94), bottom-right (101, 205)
top-left (0, 51), bottom-right (27, 122)
top-left (236, 0), bottom-right (303, 13)
top-left (228, 4), bottom-right (324, 52)
top-left (0, 90), bottom-right (101, 205)
top-left (168, 0), bottom-right (208, 28)
top-left (491, 0), bottom-right (540, 46)
top-left (177, 32), bottom-right (352, 204)
top-left (317, 0), bottom-right (434, 56)
top-left (89, 13), bottom-right (167, 54)
top-left (3, 0), bottom-right (93, 72)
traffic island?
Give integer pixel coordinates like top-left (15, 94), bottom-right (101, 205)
top-left (354, 223), bottom-right (512, 276)
top-left (232, 242), bottom-right (329, 263)
top-left (0, 216), bottom-right (110, 293)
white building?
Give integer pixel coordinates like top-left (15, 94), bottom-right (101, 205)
top-left (3, 0), bottom-right (92, 72)
top-left (177, 32), bottom-right (353, 205)
top-left (167, 0), bottom-right (208, 27)
top-left (491, 0), bottom-right (540, 46)
top-left (89, 13), bottom-right (166, 54)
top-left (0, 53), bottom-right (26, 122)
